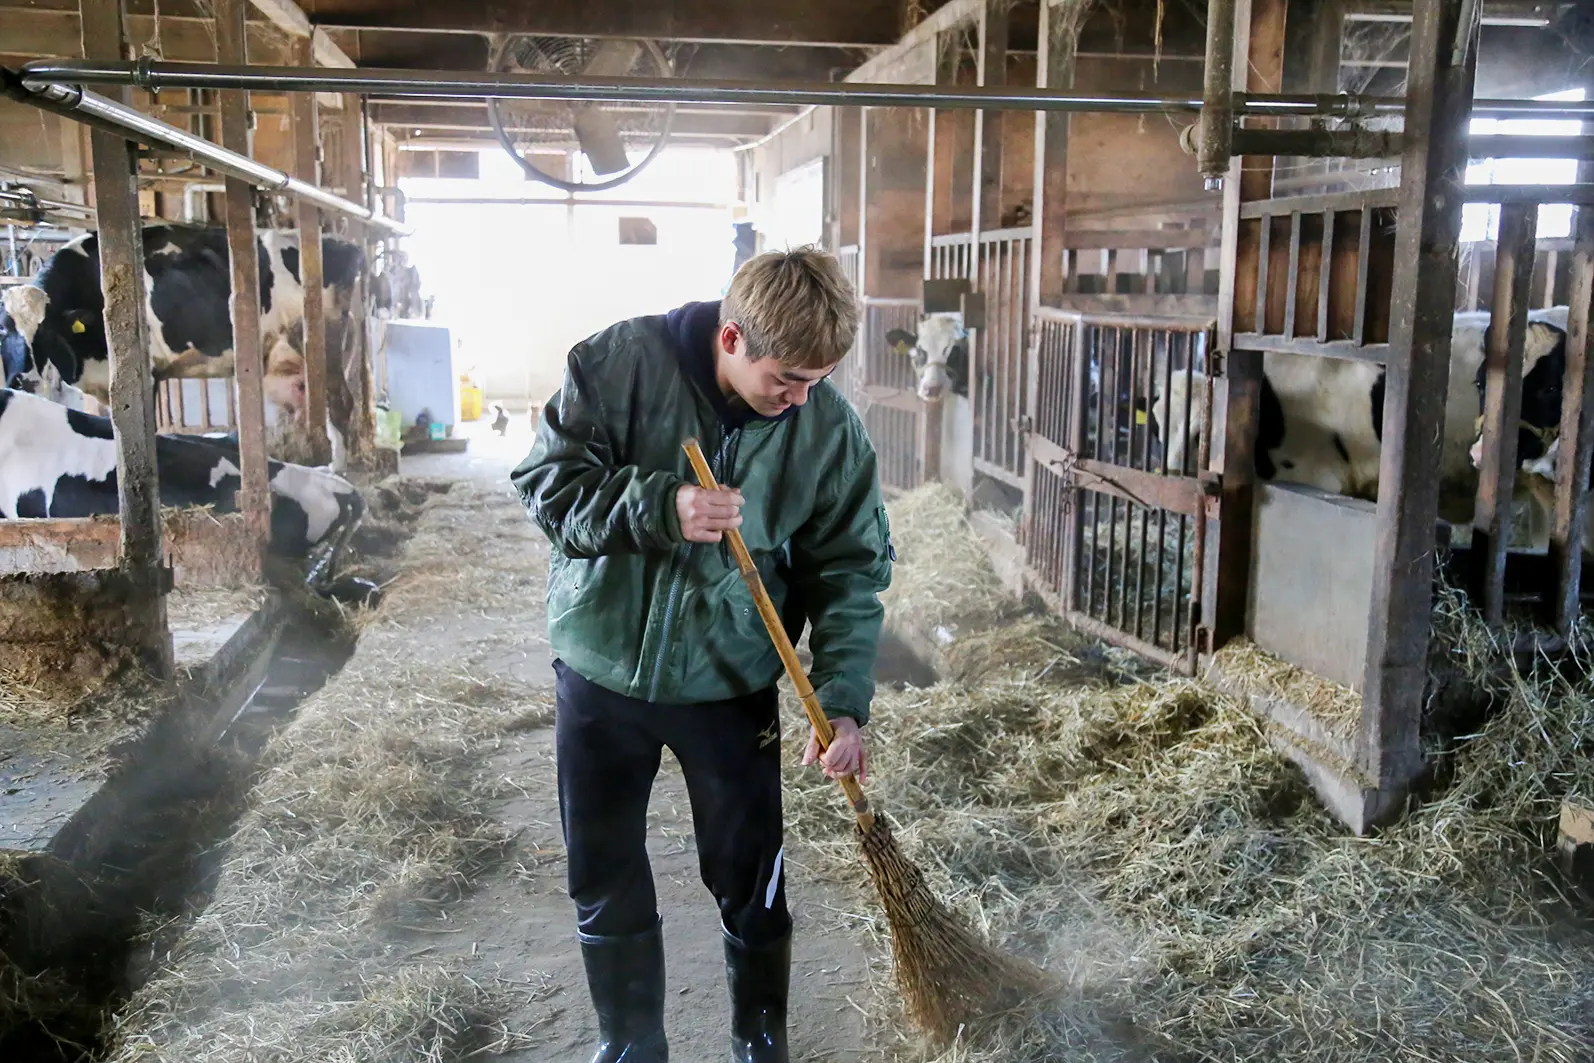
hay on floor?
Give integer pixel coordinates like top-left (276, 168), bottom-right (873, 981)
top-left (783, 482), bottom-right (1594, 1063)
top-left (103, 481), bottom-right (552, 1063)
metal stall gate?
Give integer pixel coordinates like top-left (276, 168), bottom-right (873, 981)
top-left (972, 227), bottom-right (1034, 489)
top-left (856, 297), bottom-right (927, 492)
top-left (1023, 310), bottom-right (1218, 673)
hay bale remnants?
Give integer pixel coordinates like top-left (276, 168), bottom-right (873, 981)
top-left (102, 481), bottom-right (553, 1063)
top-left (784, 484), bottom-right (1594, 1062)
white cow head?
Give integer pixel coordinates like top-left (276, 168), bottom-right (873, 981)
top-left (886, 313), bottom-right (968, 403)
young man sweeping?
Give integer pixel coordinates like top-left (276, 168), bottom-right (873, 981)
top-left (511, 247), bottom-right (893, 1063)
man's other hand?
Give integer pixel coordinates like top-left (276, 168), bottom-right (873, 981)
top-left (803, 716), bottom-right (868, 784)
top-left (676, 484), bottom-right (744, 543)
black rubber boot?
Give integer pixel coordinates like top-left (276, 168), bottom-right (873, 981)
top-left (723, 929), bottom-right (790, 1063)
top-left (578, 919), bottom-right (669, 1063)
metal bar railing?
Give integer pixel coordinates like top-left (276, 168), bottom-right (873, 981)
top-left (19, 57), bottom-right (1594, 122)
top-left (4, 74), bottom-right (410, 236)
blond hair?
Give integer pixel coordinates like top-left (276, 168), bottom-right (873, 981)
top-left (720, 246), bottom-right (859, 370)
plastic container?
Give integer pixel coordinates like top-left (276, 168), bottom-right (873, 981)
top-left (459, 381), bottom-right (483, 422)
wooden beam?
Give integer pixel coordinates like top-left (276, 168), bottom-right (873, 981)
top-left (1361, 0), bottom-right (1479, 809)
top-left (849, 0), bottom-right (980, 82)
top-left (216, 0), bottom-right (271, 562)
top-left (971, 0), bottom-right (1009, 245)
top-left (1470, 201), bottom-right (1535, 624)
top-left (291, 34), bottom-right (331, 466)
top-left (1551, 179), bottom-right (1594, 635)
top-left (246, 0), bottom-right (349, 108)
top-left (292, 0), bottom-right (905, 47)
top-left (81, 0), bottom-right (171, 679)
top-left (1210, 0), bottom-right (1285, 652)
top-left (1032, 0), bottom-right (1079, 308)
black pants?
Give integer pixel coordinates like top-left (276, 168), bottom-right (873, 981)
top-left (554, 659), bottom-right (791, 948)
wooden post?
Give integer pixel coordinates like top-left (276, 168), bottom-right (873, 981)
top-left (1031, 0), bottom-right (1077, 310)
top-left (1361, 0), bottom-right (1479, 812)
top-left (858, 106), bottom-right (871, 296)
top-left (290, 37), bottom-right (331, 466)
top-left (970, 0), bottom-right (1008, 248)
top-left (1210, 0), bottom-right (1287, 650)
top-left (81, 0), bottom-right (171, 678)
top-left (216, 0), bottom-right (271, 559)
top-left (1470, 202), bottom-right (1536, 624)
top-left (1551, 190), bottom-right (1594, 636)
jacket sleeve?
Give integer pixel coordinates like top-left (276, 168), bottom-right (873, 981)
top-left (510, 345), bottom-right (685, 558)
top-left (789, 425), bottom-right (894, 726)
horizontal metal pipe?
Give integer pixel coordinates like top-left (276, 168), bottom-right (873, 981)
top-left (21, 57), bottom-right (1594, 122)
top-left (404, 196), bottom-right (731, 209)
top-left (14, 79), bottom-right (410, 236)
top-left (0, 187), bottom-right (97, 217)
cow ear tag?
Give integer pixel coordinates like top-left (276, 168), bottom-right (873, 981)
top-left (71, 320), bottom-right (87, 334)
top-left (1134, 409), bottom-right (1148, 426)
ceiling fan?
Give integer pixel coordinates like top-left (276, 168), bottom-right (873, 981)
top-left (487, 35), bottom-right (678, 193)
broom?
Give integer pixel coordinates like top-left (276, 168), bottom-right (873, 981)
top-left (682, 438), bottom-right (1055, 1043)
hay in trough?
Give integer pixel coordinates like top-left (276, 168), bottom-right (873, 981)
top-left (882, 483), bottom-right (1021, 644)
top-left (1212, 636), bottom-right (1364, 744)
top-left (784, 483), bottom-right (1594, 1062)
top-left (102, 481), bottom-right (553, 1063)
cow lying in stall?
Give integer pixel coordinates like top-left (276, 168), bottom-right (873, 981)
top-left (0, 222), bottom-right (363, 464)
top-left (887, 314), bottom-right (970, 402)
top-left (0, 386), bottom-right (377, 605)
top-left (1144, 306), bottom-right (1578, 547)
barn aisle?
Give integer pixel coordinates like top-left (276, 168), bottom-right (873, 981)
top-left (107, 420), bottom-right (877, 1061)
top-left (404, 427), bottom-right (879, 1062)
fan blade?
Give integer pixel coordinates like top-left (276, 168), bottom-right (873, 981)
top-left (571, 39), bottom-right (647, 176)
top-left (573, 108), bottom-right (632, 175)
top-left (582, 38), bottom-right (645, 77)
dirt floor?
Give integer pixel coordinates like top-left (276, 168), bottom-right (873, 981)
top-left (397, 424), bottom-right (880, 1062)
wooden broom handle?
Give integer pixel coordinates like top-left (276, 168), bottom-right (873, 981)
top-left (682, 438), bottom-right (872, 821)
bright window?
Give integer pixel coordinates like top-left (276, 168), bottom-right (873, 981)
top-left (1462, 87), bottom-right (1586, 242)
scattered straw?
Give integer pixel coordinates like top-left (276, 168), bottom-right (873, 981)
top-left (784, 483), bottom-right (1594, 1062)
top-left (103, 481), bottom-right (554, 1063)
top-left (1213, 636), bottom-right (1364, 743)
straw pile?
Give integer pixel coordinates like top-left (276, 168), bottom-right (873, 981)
top-left (783, 484), bottom-right (1594, 1062)
top-left (102, 480), bottom-right (555, 1063)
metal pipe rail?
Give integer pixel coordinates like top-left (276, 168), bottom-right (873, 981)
top-left (5, 71), bottom-right (410, 236)
top-left (0, 187), bottom-right (97, 219)
top-left (19, 57), bottom-right (1594, 122)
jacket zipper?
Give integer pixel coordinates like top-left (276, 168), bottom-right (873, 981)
top-left (648, 429), bottom-right (735, 702)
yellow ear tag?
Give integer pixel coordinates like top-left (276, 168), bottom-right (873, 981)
top-left (1134, 409), bottom-right (1148, 426)
top-left (71, 320), bottom-right (87, 334)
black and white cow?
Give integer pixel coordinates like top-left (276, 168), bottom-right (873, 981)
top-left (887, 314), bottom-right (970, 402)
top-left (0, 386), bottom-right (373, 600)
top-left (0, 223), bottom-right (364, 424)
top-left (1143, 307), bottom-right (1573, 531)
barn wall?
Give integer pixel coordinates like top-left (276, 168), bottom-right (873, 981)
top-left (0, 104), bottom-right (68, 177)
top-left (744, 106), bottom-right (835, 252)
top-left (1066, 56), bottom-right (1208, 219)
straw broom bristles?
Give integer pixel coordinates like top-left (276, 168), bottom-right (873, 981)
top-left (681, 439), bottom-right (1055, 1044)
top-left (855, 811), bottom-right (1058, 1041)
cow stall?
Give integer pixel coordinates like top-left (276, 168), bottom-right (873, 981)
top-left (777, 0), bottom-right (1594, 832)
top-left (0, 0), bottom-right (403, 686)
